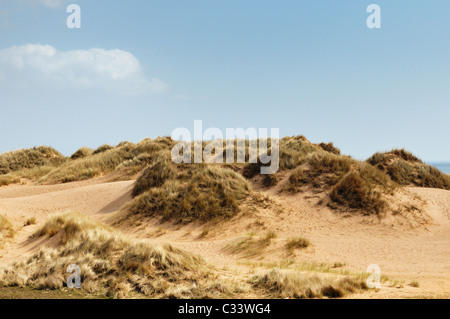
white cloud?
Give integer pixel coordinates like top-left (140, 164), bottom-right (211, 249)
top-left (0, 44), bottom-right (168, 95)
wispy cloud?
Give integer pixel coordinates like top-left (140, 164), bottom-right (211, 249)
top-left (0, 44), bottom-right (169, 95)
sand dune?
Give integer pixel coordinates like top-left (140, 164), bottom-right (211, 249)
top-left (0, 177), bottom-right (448, 298)
top-left (0, 180), bottom-right (133, 263)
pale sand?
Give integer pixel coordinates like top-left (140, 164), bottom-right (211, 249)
top-left (0, 178), bottom-right (448, 298)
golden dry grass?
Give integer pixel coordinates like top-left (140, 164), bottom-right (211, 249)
top-left (0, 136), bottom-right (434, 220)
top-left (0, 146), bottom-right (65, 186)
top-left (24, 217), bottom-right (37, 227)
top-left (251, 269), bottom-right (367, 299)
top-left (367, 149), bottom-right (450, 190)
top-left (282, 150), bottom-right (393, 215)
top-left (0, 212), bottom-right (232, 299)
top-left (330, 171), bottom-right (386, 216)
top-left (285, 237), bottom-right (310, 254)
top-left (0, 146), bottom-right (65, 175)
top-left (0, 137), bottom-right (438, 299)
top-left (126, 165), bottom-right (249, 224)
top-left (0, 175), bottom-right (20, 186)
top-left (0, 215), bottom-right (15, 247)
top-left (223, 232), bottom-right (277, 258)
top-left (0, 212), bottom-right (370, 299)
top-left (39, 138), bottom-right (174, 184)
top-left (132, 153), bottom-right (174, 197)
top-left (70, 147), bottom-right (94, 159)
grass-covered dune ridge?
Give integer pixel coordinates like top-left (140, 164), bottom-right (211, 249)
top-left (0, 146), bottom-right (65, 174)
top-left (41, 138), bottom-right (175, 184)
top-left (126, 163), bottom-right (250, 224)
top-left (0, 136), bottom-right (448, 218)
top-left (367, 149), bottom-right (450, 190)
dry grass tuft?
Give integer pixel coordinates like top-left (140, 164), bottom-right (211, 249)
top-left (223, 232), bottom-right (277, 258)
top-left (283, 151), bottom-right (355, 193)
top-left (0, 212), bottom-right (228, 298)
top-left (0, 146), bottom-right (65, 175)
top-left (305, 153), bottom-right (353, 188)
top-left (127, 165), bottom-right (249, 224)
top-left (251, 269), bottom-right (367, 299)
top-left (318, 142), bottom-right (341, 155)
top-left (132, 154), bottom-right (174, 197)
top-left (39, 138), bottom-right (173, 184)
top-left (286, 237), bottom-right (310, 253)
top-left (93, 144), bottom-right (114, 155)
top-left (243, 136), bottom-right (318, 177)
top-left (283, 151), bottom-right (394, 215)
top-left (71, 147), bottom-right (94, 160)
top-left (24, 217), bottom-right (37, 227)
top-left (0, 175), bottom-right (20, 187)
top-left (330, 171), bottom-right (387, 216)
top-left (367, 149), bottom-right (450, 190)
top-left (262, 174), bottom-right (278, 187)
top-left (0, 215), bottom-right (15, 247)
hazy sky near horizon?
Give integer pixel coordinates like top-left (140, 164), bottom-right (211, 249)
top-left (0, 0), bottom-right (450, 161)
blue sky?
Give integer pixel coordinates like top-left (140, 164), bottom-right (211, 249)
top-left (0, 0), bottom-right (449, 161)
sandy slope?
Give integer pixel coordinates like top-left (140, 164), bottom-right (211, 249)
top-left (0, 179), bottom-right (133, 263)
top-left (0, 179), bottom-right (449, 298)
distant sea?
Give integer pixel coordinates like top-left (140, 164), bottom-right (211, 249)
top-left (428, 162), bottom-right (450, 174)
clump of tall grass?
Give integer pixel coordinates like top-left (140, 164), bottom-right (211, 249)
top-left (71, 147), bottom-right (94, 160)
top-left (127, 165), bottom-right (249, 224)
top-left (304, 153), bottom-right (353, 188)
top-left (39, 138), bottom-right (173, 184)
top-left (93, 144), bottom-right (113, 155)
top-left (223, 232), bottom-right (277, 258)
top-left (285, 168), bottom-right (303, 193)
top-left (0, 146), bottom-right (65, 175)
top-left (0, 215), bottom-right (15, 247)
top-left (0, 175), bottom-right (20, 187)
top-left (283, 152), bottom-right (394, 215)
top-left (242, 136), bottom-right (319, 177)
top-left (0, 165), bottom-right (57, 186)
top-left (330, 171), bottom-right (386, 216)
top-left (224, 136), bottom-right (394, 216)
top-left (285, 237), bottom-right (310, 254)
top-left (262, 174), bottom-right (278, 187)
top-left (251, 269), bottom-right (367, 299)
top-left (132, 154), bottom-right (175, 197)
top-left (0, 212), bottom-right (223, 298)
top-left (24, 217), bottom-right (37, 226)
top-left (318, 142), bottom-right (341, 155)
top-left (367, 149), bottom-right (450, 190)
top-left (284, 152), bottom-right (353, 192)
